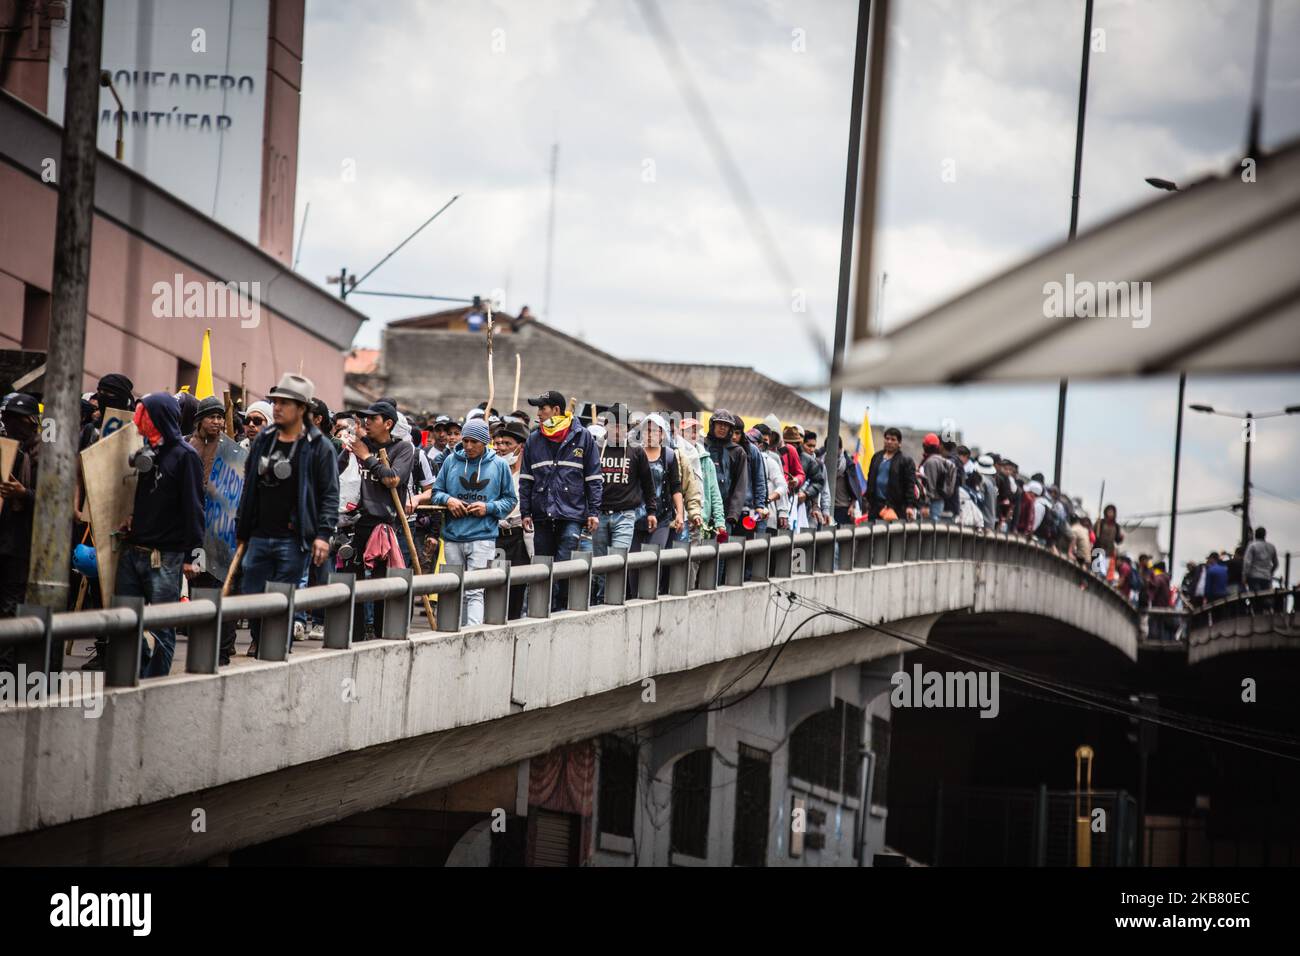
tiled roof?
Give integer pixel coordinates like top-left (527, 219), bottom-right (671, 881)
top-left (344, 348), bottom-right (379, 374)
top-left (367, 321), bottom-right (702, 418)
top-left (632, 361), bottom-right (829, 433)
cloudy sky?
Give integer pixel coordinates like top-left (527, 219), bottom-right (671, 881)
top-left (293, 0), bottom-right (1300, 573)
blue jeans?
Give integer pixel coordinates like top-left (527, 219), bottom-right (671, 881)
top-left (593, 510), bottom-right (637, 604)
top-left (533, 517), bottom-right (583, 610)
top-left (115, 547), bottom-right (183, 678)
top-left (441, 538), bottom-right (497, 626)
top-left (928, 500), bottom-right (945, 521)
top-left (242, 535), bottom-right (310, 649)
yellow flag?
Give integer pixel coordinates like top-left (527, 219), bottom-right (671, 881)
top-left (196, 328), bottom-right (215, 399)
top-left (858, 409), bottom-right (874, 459)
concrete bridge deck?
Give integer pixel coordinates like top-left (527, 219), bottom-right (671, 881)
top-left (0, 524), bottom-right (1139, 863)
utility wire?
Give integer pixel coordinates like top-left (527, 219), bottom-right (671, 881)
top-left (634, 0), bottom-right (831, 368)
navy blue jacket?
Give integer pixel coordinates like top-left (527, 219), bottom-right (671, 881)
top-left (519, 420), bottom-right (603, 522)
top-left (129, 392), bottom-right (205, 556)
top-left (236, 421), bottom-right (340, 551)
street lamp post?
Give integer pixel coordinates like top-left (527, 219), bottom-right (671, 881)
top-left (1189, 404), bottom-right (1300, 549)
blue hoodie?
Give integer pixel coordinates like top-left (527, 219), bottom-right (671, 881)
top-left (130, 392), bottom-right (205, 556)
top-left (431, 444), bottom-right (518, 542)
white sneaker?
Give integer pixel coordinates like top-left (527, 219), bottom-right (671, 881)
top-left (308, 624), bottom-right (325, 640)
top-left (292, 621), bottom-right (306, 641)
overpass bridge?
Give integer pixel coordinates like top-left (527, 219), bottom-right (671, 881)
top-left (1183, 589), bottom-right (1300, 664)
top-left (0, 523), bottom-right (1147, 864)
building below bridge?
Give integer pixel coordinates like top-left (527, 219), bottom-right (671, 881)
top-left (226, 661), bottom-right (900, 867)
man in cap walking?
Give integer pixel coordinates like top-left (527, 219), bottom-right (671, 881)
top-left (519, 389), bottom-right (602, 610)
top-left (344, 399), bottom-right (414, 641)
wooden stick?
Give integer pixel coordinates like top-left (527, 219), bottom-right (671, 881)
top-left (223, 390), bottom-right (236, 438)
top-left (485, 300), bottom-right (495, 414)
top-left (239, 362), bottom-right (247, 412)
top-left (222, 541), bottom-right (246, 596)
top-left (379, 449), bottom-right (437, 626)
top-left (511, 354), bottom-right (521, 412)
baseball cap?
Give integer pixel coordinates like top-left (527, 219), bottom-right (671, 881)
top-left (360, 400), bottom-right (399, 423)
top-left (1, 392), bottom-right (39, 417)
top-left (527, 390), bottom-right (566, 409)
top-left (923, 432), bottom-right (941, 447)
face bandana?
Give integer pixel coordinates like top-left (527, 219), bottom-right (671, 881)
top-left (541, 412), bottom-right (573, 442)
top-left (133, 403), bottom-right (163, 447)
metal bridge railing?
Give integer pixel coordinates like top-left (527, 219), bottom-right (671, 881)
top-left (0, 522), bottom-right (1134, 690)
top-left (1139, 588), bottom-right (1299, 644)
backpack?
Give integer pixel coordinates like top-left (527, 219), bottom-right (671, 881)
top-left (1016, 491), bottom-right (1038, 534)
top-left (1037, 499), bottom-right (1062, 542)
top-left (940, 457), bottom-right (958, 499)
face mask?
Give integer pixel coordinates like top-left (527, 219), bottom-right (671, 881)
top-left (499, 451), bottom-right (518, 466)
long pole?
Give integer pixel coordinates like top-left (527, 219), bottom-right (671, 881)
top-left (543, 142), bottom-right (558, 322)
top-left (379, 449), bottom-right (437, 626)
top-left (1054, 0), bottom-right (1095, 490)
top-left (1168, 373), bottom-right (1186, 568)
top-left (27, 0), bottom-right (103, 623)
top-left (849, 0), bottom-right (890, 344)
top-left (823, 0), bottom-right (874, 485)
top-left (511, 354), bottom-right (522, 412)
top-left (1242, 411), bottom-right (1253, 548)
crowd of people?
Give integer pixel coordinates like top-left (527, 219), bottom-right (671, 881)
top-left (0, 372), bottom-right (1291, 674)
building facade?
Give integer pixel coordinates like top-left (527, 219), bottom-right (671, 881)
top-left (0, 0), bottom-right (362, 406)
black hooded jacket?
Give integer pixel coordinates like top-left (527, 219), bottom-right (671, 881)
top-left (129, 392), bottom-right (205, 556)
top-left (703, 432), bottom-right (751, 525)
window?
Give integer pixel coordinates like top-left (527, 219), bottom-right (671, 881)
top-left (790, 699), bottom-right (865, 795)
top-left (732, 744), bottom-right (771, 867)
top-left (597, 735), bottom-right (637, 839)
top-left (176, 357), bottom-right (199, 395)
top-left (870, 715), bottom-right (891, 807)
top-left (670, 749), bottom-right (712, 860)
top-left (22, 286), bottom-right (51, 350)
